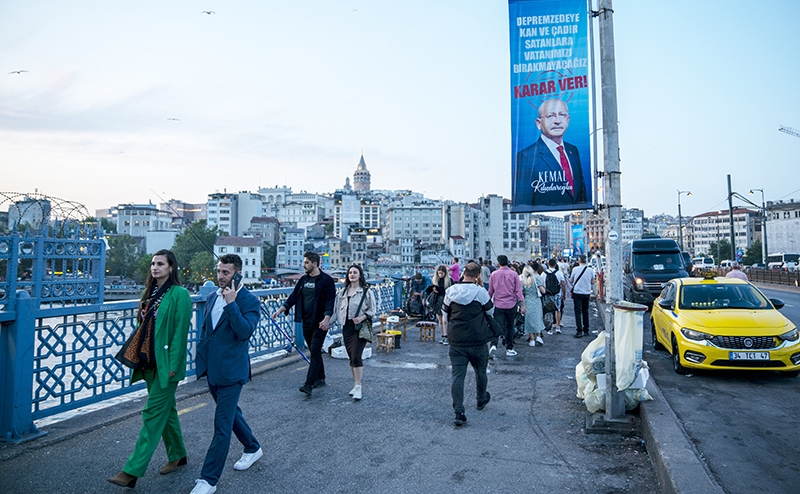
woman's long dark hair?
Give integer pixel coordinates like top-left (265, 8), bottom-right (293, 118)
top-left (139, 249), bottom-right (181, 308)
top-left (344, 264), bottom-right (368, 290)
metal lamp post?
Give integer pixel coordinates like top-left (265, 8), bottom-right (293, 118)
top-left (677, 190), bottom-right (692, 251)
top-left (749, 188), bottom-right (767, 264)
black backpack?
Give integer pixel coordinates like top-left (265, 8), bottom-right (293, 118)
top-left (545, 270), bottom-right (560, 295)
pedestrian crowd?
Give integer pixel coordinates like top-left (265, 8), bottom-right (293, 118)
top-left (108, 248), bottom-right (597, 493)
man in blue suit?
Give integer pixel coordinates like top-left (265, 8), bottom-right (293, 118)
top-left (513, 98), bottom-right (588, 210)
top-left (191, 254), bottom-right (262, 494)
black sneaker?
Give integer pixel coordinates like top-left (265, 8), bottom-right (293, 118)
top-left (454, 412), bottom-right (467, 426)
top-left (477, 392), bottom-right (491, 410)
top-left (573, 332), bottom-right (584, 339)
top-left (312, 379), bottom-right (326, 389)
top-left (299, 384), bottom-right (313, 395)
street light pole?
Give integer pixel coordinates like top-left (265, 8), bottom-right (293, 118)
top-left (750, 188), bottom-right (767, 264)
top-left (677, 190), bottom-right (691, 252)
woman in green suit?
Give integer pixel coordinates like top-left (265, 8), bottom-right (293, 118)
top-left (108, 249), bottom-right (192, 488)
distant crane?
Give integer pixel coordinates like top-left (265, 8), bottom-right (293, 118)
top-left (778, 125), bottom-right (800, 138)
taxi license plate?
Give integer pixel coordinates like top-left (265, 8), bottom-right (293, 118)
top-left (729, 352), bottom-right (769, 361)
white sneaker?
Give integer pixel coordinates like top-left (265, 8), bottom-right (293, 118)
top-left (506, 349), bottom-right (517, 356)
top-left (536, 335), bottom-right (544, 345)
top-left (233, 447), bottom-right (263, 471)
top-left (546, 329), bottom-right (553, 335)
top-left (555, 326), bottom-right (562, 334)
top-left (528, 340), bottom-right (536, 347)
top-left (489, 345), bottom-right (497, 356)
top-left (190, 479), bottom-right (217, 494)
top-left (352, 385), bottom-right (362, 400)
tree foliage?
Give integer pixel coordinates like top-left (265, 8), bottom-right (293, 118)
top-left (707, 238), bottom-right (733, 264)
top-left (742, 240), bottom-right (763, 266)
top-left (262, 242), bottom-right (277, 269)
top-left (105, 234), bottom-right (141, 278)
top-left (172, 220), bottom-right (218, 281)
top-left (189, 251), bottom-right (216, 285)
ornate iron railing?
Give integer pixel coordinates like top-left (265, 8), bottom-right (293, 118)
top-left (24, 280), bottom-right (399, 422)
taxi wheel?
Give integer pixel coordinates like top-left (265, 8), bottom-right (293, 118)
top-left (671, 336), bottom-right (687, 375)
top-left (651, 319), bottom-right (665, 351)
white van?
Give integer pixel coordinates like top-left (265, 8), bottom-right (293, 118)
top-left (719, 260), bottom-right (733, 268)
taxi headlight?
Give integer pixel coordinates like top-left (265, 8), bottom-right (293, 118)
top-left (779, 328), bottom-right (799, 342)
top-left (680, 327), bottom-right (712, 341)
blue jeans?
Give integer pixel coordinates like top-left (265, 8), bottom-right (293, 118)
top-left (449, 345), bottom-right (489, 414)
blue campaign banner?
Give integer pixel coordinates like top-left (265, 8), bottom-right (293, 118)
top-left (571, 224), bottom-right (584, 255)
top-left (509, 0), bottom-right (592, 213)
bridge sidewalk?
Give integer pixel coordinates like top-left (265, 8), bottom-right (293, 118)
top-left (1, 302), bottom-right (661, 494)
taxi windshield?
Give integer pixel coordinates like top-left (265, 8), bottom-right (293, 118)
top-left (632, 252), bottom-right (682, 272)
top-left (680, 283), bottom-right (770, 310)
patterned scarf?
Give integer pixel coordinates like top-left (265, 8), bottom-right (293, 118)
top-left (117, 279), bottom-right (173, 370)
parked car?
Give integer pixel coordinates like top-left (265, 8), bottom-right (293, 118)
top-left (651, 273), bottom-right (800, 376)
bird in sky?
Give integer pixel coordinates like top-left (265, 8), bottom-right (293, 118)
top-left (167, 118), bottom-right (180, 121)
top-left (201, 11), bottom-right (215, 15)
top-left (9, 70), bottom-right (28, 74)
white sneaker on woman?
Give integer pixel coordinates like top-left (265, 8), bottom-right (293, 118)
top-left (352, 385), bottom-right (362, 400)
top-left (528, 339), bottom-right (536, 347)
top-left (536, 335), bottom-right (544, 345)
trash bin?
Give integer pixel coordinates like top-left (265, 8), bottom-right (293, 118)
top-left (612, 300), bottom-right (647, 390)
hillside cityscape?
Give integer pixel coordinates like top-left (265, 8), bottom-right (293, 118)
top-left (3, 155), bottom-right (799, 285)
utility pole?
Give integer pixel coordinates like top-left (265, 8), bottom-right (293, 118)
top-left (727, 175), bottom-right (736, 261)
top-left (597, 0), bottom-right (626, 421)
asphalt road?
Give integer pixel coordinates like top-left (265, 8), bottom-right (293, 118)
top-left (643, 285), bottom-right (800, 494)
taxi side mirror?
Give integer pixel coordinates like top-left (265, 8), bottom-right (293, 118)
top-left (657, 299), bottom-right (674, 311)
top-left (770, 298), bottom-right (785, 310)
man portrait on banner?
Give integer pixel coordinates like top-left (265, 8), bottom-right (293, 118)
top-left (513, 98), bottom-right (588, 209)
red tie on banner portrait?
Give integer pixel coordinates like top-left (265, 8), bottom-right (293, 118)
top-left (557, 145), bottom-right (574, 193)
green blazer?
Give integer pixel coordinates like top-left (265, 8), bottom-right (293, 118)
top-left (131, 285), bottom-right (192, 388)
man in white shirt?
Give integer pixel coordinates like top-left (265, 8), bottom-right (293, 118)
top-left (569, 255), bottom-right (594, 338)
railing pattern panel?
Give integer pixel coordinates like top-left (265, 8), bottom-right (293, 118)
top-left (0, 223), bottom-right (105, 311)
top-left (30, 281), bottom-right (399, 420)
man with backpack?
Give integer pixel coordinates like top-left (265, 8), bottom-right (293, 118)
top-left (544, 258), bottom-right (566, 334)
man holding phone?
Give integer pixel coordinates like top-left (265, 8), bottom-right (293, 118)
top-left (192, 254), bottom-right (262, 494)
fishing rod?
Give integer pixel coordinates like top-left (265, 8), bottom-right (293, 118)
top-left (150, 190), bottom-right (307, 359)
top-left (260, 306), bottom-right (310, 363)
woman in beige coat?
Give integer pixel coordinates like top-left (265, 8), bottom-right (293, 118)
top-left (333, 264), bottom-right (376, 400)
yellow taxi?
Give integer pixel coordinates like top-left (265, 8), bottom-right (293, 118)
top-left (651, 272), bottom-right (800, 376)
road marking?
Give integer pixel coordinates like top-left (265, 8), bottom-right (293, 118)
top-left (178, 403), bottom-right (207, 416)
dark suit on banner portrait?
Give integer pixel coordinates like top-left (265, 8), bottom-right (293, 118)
top-left (195, 286), bottom-right (261, 486)
top-left (513, 136), bottom-right (588, 210)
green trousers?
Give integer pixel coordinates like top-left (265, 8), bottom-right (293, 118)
top-left (123, 368), bottom-right (186, 478)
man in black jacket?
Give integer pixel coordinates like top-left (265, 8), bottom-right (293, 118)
top-left (443, 262), bottom-right (494, 426)
top-left (272, 251), bottom-right (336, 396)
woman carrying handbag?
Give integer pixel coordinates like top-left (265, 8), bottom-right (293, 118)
top-left (108, 249), bottom-right (192, 488)
top-left (333, 264), bottom-right (376, 401)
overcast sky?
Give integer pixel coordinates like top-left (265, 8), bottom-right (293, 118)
top-left (2, 0), bottom-right (799, 219)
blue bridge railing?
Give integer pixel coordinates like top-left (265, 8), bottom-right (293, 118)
top-left (0, 279), bottom-right (401, 443)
